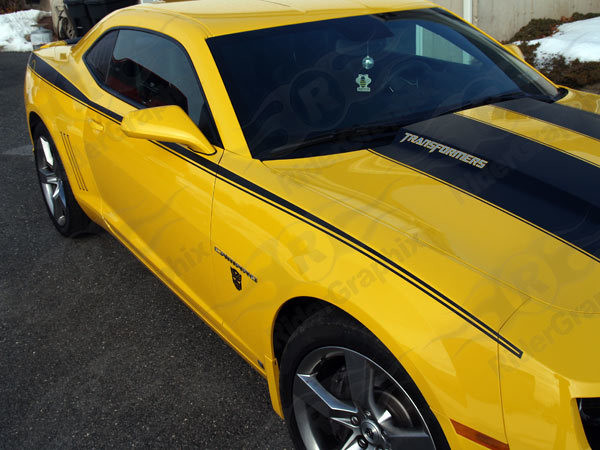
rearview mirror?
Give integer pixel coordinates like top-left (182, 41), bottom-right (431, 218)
top-left (121, 105), bottom-right (215, 155)
top-left (504, 43), bottom-right (525, 61)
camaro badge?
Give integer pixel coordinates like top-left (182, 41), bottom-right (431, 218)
top-left (214, 246), bottom-right (258, 286)
top-left (399, 132), bottom-right (488, 169)
top-left (356, 74), bottom-right (371, 92)
top-left (231, 267), bottom-right (242, 291)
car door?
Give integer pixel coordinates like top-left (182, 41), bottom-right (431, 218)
top-left (82, 28), bottom-right (223, 326)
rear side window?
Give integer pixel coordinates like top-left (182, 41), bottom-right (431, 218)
top-left (85, 28), bottom-right (221, 146)
top-left (85, 30), bottom-right (118, 82)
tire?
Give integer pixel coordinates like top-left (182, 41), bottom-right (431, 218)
top-left (33, 122), bottom-right (91, 237)
top-left (280, 308), bottom-right (450, 450)
top-left (58, 16), bottom-right (76, 40)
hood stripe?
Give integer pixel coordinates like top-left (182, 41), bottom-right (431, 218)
top-left (370, 148), bottom-right (599, 267)
top-left (26, 53), bottom-right (523, 358)
top-left (457, 105), bottom-right (600, 169)
top-left (500, 97), bottom-right (600, 141)
top-left (374, 114), bottom-right (600, 262)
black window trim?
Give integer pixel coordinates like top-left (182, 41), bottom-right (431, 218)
top-left (83, 25), bottom-right (223, 148)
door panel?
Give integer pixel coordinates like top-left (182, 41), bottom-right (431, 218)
top-left (85, 106), bottom-right (223, 325)
top-left (81, 28), bottom-right (223, 325)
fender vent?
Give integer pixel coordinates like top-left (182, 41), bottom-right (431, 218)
top-left (60, 132), bottom-right (87, 191)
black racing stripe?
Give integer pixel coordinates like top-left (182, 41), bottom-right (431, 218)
top-left (29, 53), bottom-right (122, 123)
top-left (375, 113), bottom-right (600, 262)
top-left (500, 97), bottom-right (600, 141)
top-left (29, 53), bottom-right (523, 358)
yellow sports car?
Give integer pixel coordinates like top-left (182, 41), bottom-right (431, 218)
top-left (24, 0), bottom-right (600, 448)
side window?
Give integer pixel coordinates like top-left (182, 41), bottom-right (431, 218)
top-left (85, 30), bottom-right (118, 83)
top-left (88, 28), bottom-right (220, 146)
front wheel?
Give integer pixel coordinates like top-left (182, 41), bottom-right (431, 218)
top-left (280, 309), bottom-right (449, 450)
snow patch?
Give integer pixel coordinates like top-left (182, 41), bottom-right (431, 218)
top-left (529, 16), bottom-right (600, 66)
top-left (0, 9), bottom-right (51, 52)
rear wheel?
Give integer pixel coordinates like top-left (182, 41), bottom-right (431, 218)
top-left (280, 309), bottom-right (449, 450)
top-left (33, 122), bottom-right (91, 237)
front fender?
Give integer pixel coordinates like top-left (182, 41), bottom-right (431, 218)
top-left (499, 299), bottom-right (600, 449)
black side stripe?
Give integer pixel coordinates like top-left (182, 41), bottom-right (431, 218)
top-left (29, 53), bottom-right (122, 123)
top-left (158, 140), bottom-right (523, 358)
top-left (28, 54), bottom-right (523, 358)
top-left (500, 97), bottom-right (600, 141)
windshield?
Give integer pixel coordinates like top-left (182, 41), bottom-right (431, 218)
top-left (207, 8), bottom-right (559, 159)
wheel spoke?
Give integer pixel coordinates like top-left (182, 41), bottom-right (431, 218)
top-left (330, 416), bottom-right (359, 431)
top-left (39, 136), bottom-right (54, 168)
top-left (51, 181), bottom-right (67, 224)
top-left (38, 167), bottom-right (57, 185)
top-left (42, 183), bottom-right (54, 214)
top-left (344, 349), bottom-right (377, 411)
top-left (340, 432), bottom-right (362, 450)
top-left (52, 194), bottom-right (65, 219)
top-left (385, 427), bottom-right (435, 450)
top-left (294, 373), bottom-right (357, 419)
top-left (39, 137), bottom-right (54, 167)
top-left (378, 409), bottom-right (393, 425)
top-left (52, 184), bottom-right (60, 200)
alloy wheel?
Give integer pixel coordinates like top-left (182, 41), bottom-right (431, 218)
top-left (293, 346), bottom-right (436, 450)
top-left (36, 136), bottom-right (67, 227)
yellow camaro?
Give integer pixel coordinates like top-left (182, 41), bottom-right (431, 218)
top-left (24, 0), bottom-right (600, 448)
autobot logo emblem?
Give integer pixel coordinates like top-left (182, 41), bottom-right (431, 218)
top-left (231, 267), bottom-right (242, 291)
top-left (214, 246), bottom-right (258, 283)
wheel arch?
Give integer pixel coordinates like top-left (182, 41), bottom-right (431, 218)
top-left (271, 295), bottom-right (420, 376)
top-left (28, 110), bottom-right (44, 143)
top-left (268, 296), bottom-right (363, 419)
top-left (27, 110), bottom-right (59, 152)
top-left (270, 295), bottom-right (435, 387)
top-left (267, 292), bottom-right (459, 433)
top-left (25, 67), bottom-right (63, 150)
top-left (272, 296), bottom-right (333, 364)
top-left (268, 295), bottom-right (459, 446)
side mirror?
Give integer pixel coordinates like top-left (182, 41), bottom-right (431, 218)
top-left (504, 43), bottom-right (525, 61)
top-left (121, 105), bottom-right (215, 155)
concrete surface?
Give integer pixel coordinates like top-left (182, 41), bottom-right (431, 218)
top-left (436, 0), bottom-right (600, 42)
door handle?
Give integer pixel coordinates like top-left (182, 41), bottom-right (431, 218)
top-left (88, 118), bottom-right (104, 132)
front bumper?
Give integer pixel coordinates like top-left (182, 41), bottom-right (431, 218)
top-left (499, 299), bottom-right (600, 449)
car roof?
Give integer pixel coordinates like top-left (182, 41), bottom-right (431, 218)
top-left (134, 0), bottom-right (437, 37)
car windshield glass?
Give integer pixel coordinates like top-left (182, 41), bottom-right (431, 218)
top-left (207, 8), bottom-right (560, 159)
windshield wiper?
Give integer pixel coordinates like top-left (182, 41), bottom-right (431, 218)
top-left (262, 122), bottom-right (407, 159)
top-left (261, 89), bottom-right (565, 160)
top-left (441, 90), bottom-right (557, 117)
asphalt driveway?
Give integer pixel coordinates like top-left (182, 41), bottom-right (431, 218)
top-left (0, 52), bottom-right (291, 448)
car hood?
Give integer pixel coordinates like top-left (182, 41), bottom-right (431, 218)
top-left (264, 94), bottom-right (600, 318)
